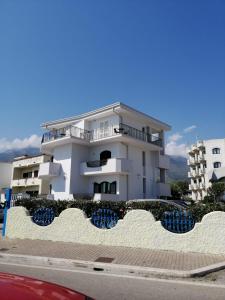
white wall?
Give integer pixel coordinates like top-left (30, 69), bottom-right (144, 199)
top-left (6, 207), bottom-right (225, 255)
top-left (51, 144), bottom-right (73, 199)
top-left (0, 162), bottom-right (12, 189)
top-left (70, 144), bottom-right (89, 195)
top-left (204, 139), bottom-right (225, 168)
top-left (88, 142), bottom-right (127, 161)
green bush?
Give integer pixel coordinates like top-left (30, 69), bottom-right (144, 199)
top-left (15, 199), bottom-right (177, 220)
top-left (15, 198), bottom-right (225, 222)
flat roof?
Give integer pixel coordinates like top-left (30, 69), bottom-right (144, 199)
top-left (41, 102), bottom-right (171, 131)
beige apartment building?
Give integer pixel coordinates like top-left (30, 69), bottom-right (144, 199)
top-left (11, 154), bottom-right (52, 197)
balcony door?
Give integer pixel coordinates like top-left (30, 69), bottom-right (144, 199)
top-left (99, 121), bottom-right (109, 138)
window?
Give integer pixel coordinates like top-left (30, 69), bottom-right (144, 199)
top-left (34, 170), bottom-right (39, 178)
top-left (23, 172), bottom-right (32, 178)
top-left (100, 121), bottom-right (109, 138)
top-left (100, 150), bottom-right (111, 161)
top-left (94, 182), bottom-right (100, 193)
top-left (101, 181), bottom-right (110, 194)
top-left (214, 162), bottom-right (221, 168)
top-left (93, 181), bottom-right (117, 194)
top-left (110, 181), bottom-right (117, 194)
top-left (212, 148), bottom-right (220, 154)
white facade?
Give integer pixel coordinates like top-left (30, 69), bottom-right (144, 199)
top-left (11, 154), bottom-right (52, 196)
top-left (40, 102), bottom-right (171, 201)
top-left (0, 162), bottom-right (12, 200)
top-left (187, 139), bottom-right (225, 201)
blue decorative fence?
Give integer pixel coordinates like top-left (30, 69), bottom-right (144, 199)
top-left (91, 209), bottom-right (119, 229)
top-left (32, 208), bottom-right (55, 226)
top-left (161, 210), bottom-right (195, 234)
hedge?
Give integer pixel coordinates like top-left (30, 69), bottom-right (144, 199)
top-left (14, 198), bottom-right (225, 222)
top-left (15, 199), bottom-right (179, 221)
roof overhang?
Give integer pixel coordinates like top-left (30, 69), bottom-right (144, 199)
top-left (41, 102), bottom-right (171, 131)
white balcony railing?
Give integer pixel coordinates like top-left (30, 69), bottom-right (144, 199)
top-left (13, 156), bottom-right (44, 168)
top-left (187, 158), bottom-right (195, 166)
top-left (199, 182), bottom-right (206, 190)
top-left (12, 178), bottom-right (41, 187)
top-left (80, 158), bottom-right (131, 176)
top-left (189, 183), bottom-right (198, 190)
top-left (39, 162), bottom-right (61, 179)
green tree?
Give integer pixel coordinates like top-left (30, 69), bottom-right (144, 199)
top-left (170, 181), bottom-right (189, 200)
top-left (205, 182), bottom-right (225, 203)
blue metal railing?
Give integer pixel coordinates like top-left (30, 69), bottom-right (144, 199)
top-left (32, 208), bottom-right (55, 226)
top-left (161, 210), bottom-right (195, 234)
top-left (91, 209), bottom-right (119, 229)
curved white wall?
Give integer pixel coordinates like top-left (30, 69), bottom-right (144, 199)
top-left (6, 207), bottom-right (225, 255)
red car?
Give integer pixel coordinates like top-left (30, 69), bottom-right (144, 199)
top-left (0, 272), bottom-right (94, 300)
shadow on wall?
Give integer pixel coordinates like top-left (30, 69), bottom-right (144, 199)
top-left (6, 207), bottom-right (225, 255)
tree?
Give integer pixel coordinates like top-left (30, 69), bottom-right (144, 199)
top-left (206, 182), bottom-right (225, 203)
top-left (170, 181), bottom-right (189, 200)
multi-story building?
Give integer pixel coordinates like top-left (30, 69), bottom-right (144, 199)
top-left (11, 154), bottom-right (52, 197)
top-left (0, 162), bottom-right (12, 200)
top-left (188, 139), bottom-right (225, 201)
top-left (39, 102), bottom-right (171, 201)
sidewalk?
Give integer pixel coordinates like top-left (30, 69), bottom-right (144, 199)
top-left (1, 237), bottom-right (225, 277)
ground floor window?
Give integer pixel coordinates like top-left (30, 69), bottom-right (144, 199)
top-left (94, 181), bottom-right (117, 194)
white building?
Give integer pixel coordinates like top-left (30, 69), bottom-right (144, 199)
top-left (188, 139), bottom-right (225, 201)
top-left (39, 102), bottom-right (171, 201)
top-left (0, 162), bottom-right (12, 200)
top-left (11, 154), bottom-right (52, 197)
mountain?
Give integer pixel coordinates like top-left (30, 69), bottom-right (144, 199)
top-left (168, 155), bottom-right (188, 182)
top-left (0, 148), bottom-right (188, 182)
top-left (0, 148), bottom-right (40, 162)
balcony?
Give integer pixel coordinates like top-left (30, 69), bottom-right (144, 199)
top-left (199, 168), bottom-right (205, 175)
top-left (41, 126), bottom-right (91, 144)
top-left (197, 140), bottom-right (204, 148)
top-left (41, 123), bottom-right (163, 149)
top-left (158, 154), bottom-right (170, 169)
top-left (12, 178), bottom-right (41, 187)
top-left (187, 158), bottom-right (195, 166)
top-left (156, 182), bottom-right (171, 197)
top-left (115, 123), bottom-right (162, 147)
top-left (80, 158), bottom-right (131, 176)
top-left (189, 183), bottom-right (198, 191)
top-left (199, 182), bottom-right (206, 190)
top-left (39, 162), bottom-right (61, 179)
top-left (13, 156), bottom-right (44, 168)
top-left (198, 154), bottom-right (205, 162)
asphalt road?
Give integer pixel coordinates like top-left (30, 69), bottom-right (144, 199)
top-left (0, 262), bottom-right (225, 300)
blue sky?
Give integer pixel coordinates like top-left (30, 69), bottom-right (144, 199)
top-left (0, 0), bottom-right (225, 155)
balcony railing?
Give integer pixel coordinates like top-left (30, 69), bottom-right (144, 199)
top-left (42, 123), bottom-right (162, 147)
top-left (118, 123), bottom-right (162, 146)
top-left (86, 160), bottom-right (107, 168)
top-left (41, 126), bottom-right (91, 143)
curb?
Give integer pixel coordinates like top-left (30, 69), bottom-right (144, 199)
top-left (0, 253), bottom-right (225, 278)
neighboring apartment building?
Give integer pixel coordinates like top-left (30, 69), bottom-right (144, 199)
top-left (188, 139), bottom-right (225, 201)
top-left (11, 154), bottom-right (52, 197)
top-left (39, 102), bottom-right (171, 201)
top-left (0, 162), bottom-right (12, 200)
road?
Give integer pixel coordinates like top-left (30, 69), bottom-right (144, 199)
top-left (0, 262), bottom-right (225, 300)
